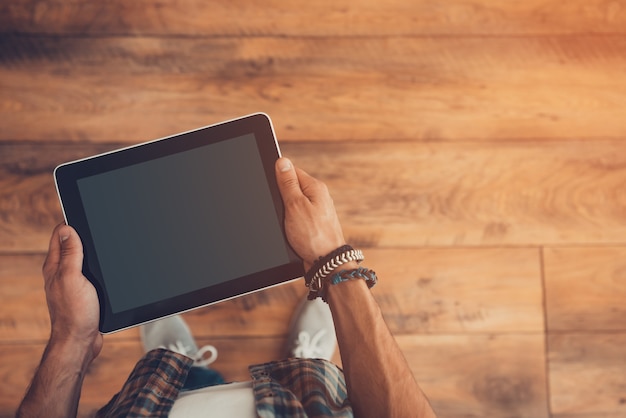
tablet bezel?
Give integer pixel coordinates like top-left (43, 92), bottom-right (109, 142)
top-left (54, 113), bottom-right (303, 334)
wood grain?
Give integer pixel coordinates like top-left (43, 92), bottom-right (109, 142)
top-left (367, 248), bottom-right (543, 333)
top-left (0, 255), bottom-right (50, 342)
top-left (397, 334), bottom-right (549, 418)
top-left (156, 247), bottom-right (546, 340)
top-left (0, 248), bottom-right (541, 341)
top-left (0, 252), bottom-right (304, 341)
top-left (2, 35), bottom-right (626, 142)
top-left (544, 247), bottom-right (626, 331)
top-left (288, 141), bottom-right (626, 248)
top-left (3, 140), bottom-right (626, 252)
top-left (2, 0), bottom-right (626, 36)
top-left (548, 333), bottom-right (626, 417)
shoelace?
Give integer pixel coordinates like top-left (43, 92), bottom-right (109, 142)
top-left (292, 329), bottom-right (328, 358)
top-left (162, 340), bottom-right (218, 367)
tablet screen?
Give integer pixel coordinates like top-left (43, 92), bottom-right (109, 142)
top-left (55, 113), bottom-right (303, 333)
top-left (77, 133), bottom-right (290, 313)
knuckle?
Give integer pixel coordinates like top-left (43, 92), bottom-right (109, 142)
top-left (282, 176), bottom-right (300, 190)
top-left (284, 194), bottom-right (306, 210)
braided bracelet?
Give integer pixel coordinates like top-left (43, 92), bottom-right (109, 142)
top-left (304, 245), bottom-right (353, 284)
top-left (305, 246), bottom-right (365, 300)
top-left (318, 267), bottom-right (378, 302)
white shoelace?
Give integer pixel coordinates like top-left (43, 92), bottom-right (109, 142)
top-left (162, 340), bottom-right (218, 367)
top-left (292, 329), bottom-right (328, 358)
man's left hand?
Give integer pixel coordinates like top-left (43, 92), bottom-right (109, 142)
top-left (43, 223), bottom-right (103, 360)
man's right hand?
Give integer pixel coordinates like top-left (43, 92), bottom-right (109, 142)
top-left (275, 158), bottom-right (348, 271)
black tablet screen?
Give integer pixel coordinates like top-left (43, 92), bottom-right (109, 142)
top-left (76, 133), bottom-right (290, 313)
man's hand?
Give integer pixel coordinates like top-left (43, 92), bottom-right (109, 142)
top-left (275, 158), bottom-right (348, 271)
top-left (43, 223), bottom-right (103, 358)
top-left (18, 224), bottom-right (103, 417)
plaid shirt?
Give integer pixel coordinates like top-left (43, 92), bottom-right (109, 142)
top-left (97, 348), bottom-right (353, 417)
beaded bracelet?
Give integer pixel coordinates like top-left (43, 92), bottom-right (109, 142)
top-left (316, 267), bottom-right (378, 302)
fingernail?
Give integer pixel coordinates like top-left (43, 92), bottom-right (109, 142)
top-left (278, 158), bottom-right (292, 172)
top-left (60, 233), bottom-right (69, 243)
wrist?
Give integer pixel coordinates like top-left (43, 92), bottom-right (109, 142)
top-left (322, 266), bottom-right (377, 303)
top-left (326, 275), bottom-right (371, 306)
top-left (48, 334), bottom-right (99, 368)
top-left (305, 246), bottom-right (365, 300)
top-left (17, 332), bottom-right (98, 418)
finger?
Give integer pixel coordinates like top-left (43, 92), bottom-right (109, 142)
top-left (275, 157), bottom-right (303, 202)
top-left (57, 224), bottom-right (84, 276)
top-left (42, 223), bottom-right (66, 279)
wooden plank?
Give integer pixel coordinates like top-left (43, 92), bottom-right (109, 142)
top-left (0, 252), bottom-right (306, 341)
top-left (3, 140), bottom-right (626, 252)
top-left (397, 334), bottom-right (549, 418)
top-left (544, 247), bottom-right (626, 331)
top-left (0, 333), bottom-right (548, 418)
top-left (287, 140), bottom-right (626, 248)
top-left (2, 36), bottom-right (626, 142)
top-left (139, 247), bottom-right (544, 337)
top-left (0, 248), bottom-right (541, 341)
top-left (367, 248), bottom-right (543, 333)
top-left (0, 255), bottom-right (50, 342)
top-left (2, 0), bottom-right (626, 36)
top-left (548, 332), bottom-right (626, 417)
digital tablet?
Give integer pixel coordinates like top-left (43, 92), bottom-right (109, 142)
top-left (54, 113), bottom-right (304, 333)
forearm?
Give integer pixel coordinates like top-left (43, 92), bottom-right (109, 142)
top-left (327, 273), bottom-right (436, 418)
top-left (17, 338), bottom-right (93, 418)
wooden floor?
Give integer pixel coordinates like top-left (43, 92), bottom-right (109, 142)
top-left (1, 1), bottom-right (626, 416)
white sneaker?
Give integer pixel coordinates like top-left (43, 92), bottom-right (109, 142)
top-left (140, 315), bottom-right (218, 367)
top-left (285, 297), bottom-right (337, 361)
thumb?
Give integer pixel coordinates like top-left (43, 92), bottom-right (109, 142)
top-left (275, 157), bottom-right (303, 202)
top-left (58, 225), bottom-right (84, 274)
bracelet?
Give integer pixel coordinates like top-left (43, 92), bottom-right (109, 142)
top-left (318, 267), bottom-right (378, 302)
top-left (304, 245), bottom-right (353, 284)
top-left (305, 246), bottom-right (364, 298)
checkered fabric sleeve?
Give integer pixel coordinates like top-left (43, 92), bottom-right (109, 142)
top-left (96, 348), bottom-right (193, 417)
